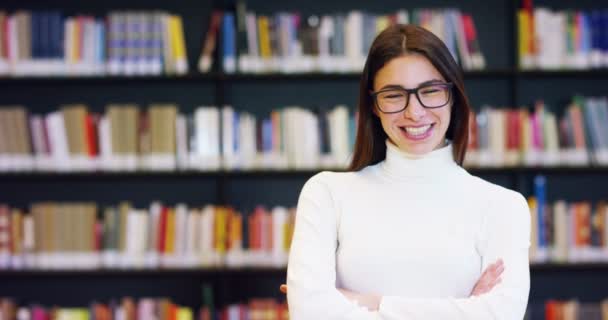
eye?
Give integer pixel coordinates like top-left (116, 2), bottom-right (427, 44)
top-left (385, 94), bottom-right (404, 99)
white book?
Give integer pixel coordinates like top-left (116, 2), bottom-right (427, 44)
top-left (46, 112), bottom-right (71, 171)
top-left (184, 209), bottom-right (199, 267)
top-left (271, 206), bottom-right (288, 267)
top-left (396, 10), bottom-right (409, 25)
top-left (145, 202), bottom-right (161, 268)
top-left (98, 116), bottom-right (116, 171)
top-left (221, 106), bottom-right (239, 169)
top-left (328, 105), bottom-right (350, 168)
top-left (242, 13), bottom-right (259, 73)
top-left (174, 203), bottom-right (189, 266)
top-left (318, 16), bottom-right (334, 73)
top-left (542, 112), bottom-right (560, 166)
top-left (175, 114), bottom-right (189, 170)
top-left (190, 107), bottom-right (221, 170)
top-left (239, 112), bottom-right (257, 170)
top-left (200, 205), bottom-right (216, 267)
top-left (345, 11), bottom-right (364, 72)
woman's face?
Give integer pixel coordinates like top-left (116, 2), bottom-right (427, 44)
top-left (372, 53), bottom-right (452, 155)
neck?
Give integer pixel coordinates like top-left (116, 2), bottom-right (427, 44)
top-left (380, 139), bottom-right (459, 181)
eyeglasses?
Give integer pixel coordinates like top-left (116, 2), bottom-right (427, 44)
top-left (370, 82), bottom-right (454, 114)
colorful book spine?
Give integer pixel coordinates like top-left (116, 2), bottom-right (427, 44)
top-left (0, 201), bottom-right (297, 270)
top-left (0, 10), bottom-right (189, 76)
top-left (201, 8), bottom-right (485, 73)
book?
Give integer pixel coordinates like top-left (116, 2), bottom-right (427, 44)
top-left (0, 201), bottom-right (297, 270)
top-left (1, 10), bottom-right (189, 77)
top-left (202, 7), bottom-right (486, 73)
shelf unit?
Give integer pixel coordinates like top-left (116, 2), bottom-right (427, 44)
top-left (1, 0), bottom-right (608, 317)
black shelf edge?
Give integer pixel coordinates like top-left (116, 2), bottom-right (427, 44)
top-left (1, 69), bottom-right (607, 85)
top-left (516, 69), bottom-right (608, 78)
top-left (0, 73), bottom-right (216, 85)
top-left (0, 70), bottom-right (514, 85)
top-left (0, 263), bottom-right (605, 277)
top-left (0, 267), bottom-right (287, 277)
top-left (0, 166), bottom-right (607, 180)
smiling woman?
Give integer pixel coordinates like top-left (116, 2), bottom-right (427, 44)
top-left (286, 24), bottom-right (531, 320)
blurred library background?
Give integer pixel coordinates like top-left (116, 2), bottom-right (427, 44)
top-left (0, 0), bottom-right (607, 319)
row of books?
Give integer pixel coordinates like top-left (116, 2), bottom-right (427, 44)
top-left (0, 104), bottom-right (356, 172)
top-left (0, 10), bottom-right (188, 77)
top-left (0, 202), bottom-right (296, 270)
top-left (518, 4), bottom-right (608, 70)
top-left (203, 5), bottom-right (485, 74)
top-left (528, 176), bottom-right (608, 264)
top-left (525, 300), bottom-right (608, 320)
top-left (465, 96), bottom-right (608, 167)
top-left (0, 296), bottom-right (289, 320)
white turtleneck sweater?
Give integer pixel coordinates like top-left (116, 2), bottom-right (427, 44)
top-left (286, 140), bottom-right (531, 320)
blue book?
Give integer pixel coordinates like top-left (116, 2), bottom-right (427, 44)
top-left (31, 12), bottom-right (40, 59)
top-left (222, 13), bottom-right (236, 73)
top-left (50, 11), bottom-right (64, 59)
top-left (580, 12), bottom-right (590, 55)
top-left (263, 118), bottom-right (272, 152)
top-left (96, 20), bottom-right (106, 65)
top-left (590, 11), bottom-right (602, 54)
top-left (603, 10), bottom-right (608, 56)
top-left (233, 112), bottom-right (240, 154)
top-left (533, 175), bottom-right (546, 249)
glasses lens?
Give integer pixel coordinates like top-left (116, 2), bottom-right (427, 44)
top-left (418, 84), bottom-right (450, 108)
top-left (377, 90), bottom-right (407, 113)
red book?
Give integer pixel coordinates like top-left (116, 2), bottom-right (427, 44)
top-left (169, 303), bottom-right (177, 320)
top-left (94, 220), bottom-right (103, 252)
top-left (467, 111), bottom-right (478, 151)
top-left (85, 113), bottom-right (99, 156)
top-left (158, 206), bottom-right (168, 254)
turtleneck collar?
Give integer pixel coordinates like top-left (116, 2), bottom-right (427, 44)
top-left (380, 139), bottom-right (460, 181)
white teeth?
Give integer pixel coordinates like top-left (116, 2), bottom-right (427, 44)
top-left (403, 124), bottom-right (431, 135)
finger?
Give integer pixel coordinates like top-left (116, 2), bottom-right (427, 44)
top-left (280, 284), bottom-right (287, 294)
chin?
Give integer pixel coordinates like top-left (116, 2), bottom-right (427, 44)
top-left (395, 137), bottom-right (444, 155)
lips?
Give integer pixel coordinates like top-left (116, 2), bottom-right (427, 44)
top-left (398, 123), bottom-right (435, 141)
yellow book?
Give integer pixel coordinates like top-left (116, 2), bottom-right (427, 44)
top-left (214, 207), bottom-right (227, 254)
top-left (166, 208), bottom-right (176, 254)
top-left (376, 16), bottom-right (389, 35)
top-left (517, 10), bottom-right (531, 69)
top-left (170, 15), bottom-right (188, 74)
top-left (258, 16), bottom-right (271, 58)
top-left (527, 197), bottom-right (538, 261)
top-left (177, 307), bottom-right (193, 320)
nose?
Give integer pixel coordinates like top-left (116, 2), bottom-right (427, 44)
top-left (403, 95), bottom-right (426, 121)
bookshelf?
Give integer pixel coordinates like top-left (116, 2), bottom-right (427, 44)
top-left (1, 0), bottom-right (608, 318)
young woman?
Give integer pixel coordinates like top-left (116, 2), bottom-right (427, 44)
top-left (286, 25), bottom-right (530, 319)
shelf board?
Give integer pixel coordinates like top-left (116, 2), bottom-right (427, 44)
top-left (0, 73), bottom-right (216, 85)
top-left (1, 69), bottom-right (607, 85)
top-left (0, 263), bottom-right (605, 277)
top-left (0, 267), bottom-right (286, 277)
top-left (0, 166), bottom-right (607, 181)
top-left (516, 69), bottom-right (608, 78)
top-left (0, 69), bottom-right (514, 85)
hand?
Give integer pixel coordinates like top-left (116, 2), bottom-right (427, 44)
top-left (279, 284), bottom-right (380, 311)
top-left (470, 259), bottom-right (504, 297)
top-left (337, 288), bottom-right (381, 311)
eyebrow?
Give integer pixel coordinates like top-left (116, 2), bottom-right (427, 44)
top-left (377, 79), bottom-right (445, 91)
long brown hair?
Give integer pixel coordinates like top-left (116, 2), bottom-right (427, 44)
top-left (349, 24), bottom-right (471, 171)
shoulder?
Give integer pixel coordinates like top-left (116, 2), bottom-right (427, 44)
top-left (299, 167), bottom-right (379, 201)
top-left (466, 174), bottom-right (530, 229)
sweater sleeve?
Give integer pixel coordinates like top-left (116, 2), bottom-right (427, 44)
top-left (377, 191), bottom-right (531, 320)
top-left (287, 173), bottom-right (382, 320)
